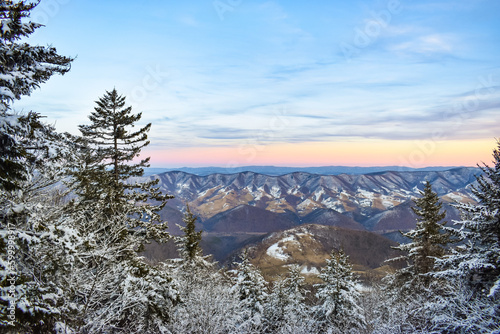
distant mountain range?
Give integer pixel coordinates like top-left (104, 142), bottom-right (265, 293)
top-left (138, 167), bottom-right (481, 270)
top-left (143, 165), bottom-right (466, 176)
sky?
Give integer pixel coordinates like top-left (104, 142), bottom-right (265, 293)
top-left (13, 0), bottom-right (500, 168)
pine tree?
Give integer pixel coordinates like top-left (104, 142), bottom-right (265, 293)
top-left (427, 141), bottom-right (500, 333)
top-left (266, 265), bottom-right (315, 333)
top-left (0, 117), bottom-right (77, 331)
top-left (79, 89), bottom-right (150, 191)
top-left (74, 88), bottom-right (173, 244)
top-left (392, 181), bottom-right (452, 288)
top-left (0, 0), bottom-right (72, 191)
top-left (0, 1), bottom-right (74, 331)
top-left (315, 249), bottom-right (365, 332)
top-left (451, 141), bottom-right (500, 298)
top-left (66, 90), bottom-right (179, 331)
top-left (0, 0), bottom-right (72, 110)
top-left (176, 204), bottom-right (203, 263)
top-left (232, 251), bottom-right (268, 332)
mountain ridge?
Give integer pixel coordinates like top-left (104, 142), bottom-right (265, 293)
top-left (144, 165), bottom-right (469, 176)
top-left (145, 167), bottom-right (480, 222)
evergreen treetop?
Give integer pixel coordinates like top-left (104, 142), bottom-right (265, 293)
top-left (392, 181), bottom-right (451, 287)
top-left (176, 204), bottom-right (203, 263)
top-left (0, 0), bottom-right (73, 111)
top-left (0, 0), bottom-right (73, 191)
top-left (79, 88), bottom-right (151, 184)
top-left (315, 249), bottom-right (365, 331)
top-left (448, 140), bottom-right (500, 298)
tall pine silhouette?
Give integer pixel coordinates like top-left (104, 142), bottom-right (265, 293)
top-left (75, 88), bottom-right (173, 242)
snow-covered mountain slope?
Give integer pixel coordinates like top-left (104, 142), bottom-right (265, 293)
top-left (245, 224), bottom-right (399, 282)
top-left (138, 167), bottom-right (480, 225)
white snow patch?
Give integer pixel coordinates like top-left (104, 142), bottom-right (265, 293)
top-left (357, 188), bottom-right (375, 200)
top-left (321, 198), bottom-right (345, 213)
top-left (382, 198), bottom-right (395, 209)
top-left (266, 242), bottom-right (289, 261)
top-left (313, 187), bottom-right (325, 201)
top-left (446, 192), bottom-right (464, 202)
top-left (270, 185), bottom-right (281, 198)
top-left (300, 265), bottom-right (320, 275)
top-left (266, 235), bottom-right (300, 261)
top-left (297, 198), bottom-right (319, 212)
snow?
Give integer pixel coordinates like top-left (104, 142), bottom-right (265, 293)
top-left (321, 197), bottom-right (345, 212)
top-left (0, 87), bottom-right (15, 99)
top-left (357, 188), bottom-right (375, 200)
top-left (313, 187), bottom-right (325, 201)
top-left (300, 265), bottom-right (320, 275)
top-left (266, 236), bottom-right (298, 261)
top-left (266, 242), bottom-right (289, 261)
top-left (297, 198), bottom-right (319, 212)
top-left (270, 185), bottom-right (281, 198)
top-left (446, 192), bottom-right (464, 202)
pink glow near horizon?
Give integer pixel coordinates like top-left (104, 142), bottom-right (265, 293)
top-left (143, 138), bottom-right (497, 168)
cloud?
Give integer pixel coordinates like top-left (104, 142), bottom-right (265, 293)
top-left (389, 34), bottom-right (455, 57)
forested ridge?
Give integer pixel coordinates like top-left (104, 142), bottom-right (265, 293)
top-left (1, 1), bottom-right (499, 333)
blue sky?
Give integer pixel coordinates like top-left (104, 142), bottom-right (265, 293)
top-left (14, 0), bottom-right (500, 167)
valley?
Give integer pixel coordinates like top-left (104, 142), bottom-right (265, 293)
top-left (141, 167), bottom-right (480, 277)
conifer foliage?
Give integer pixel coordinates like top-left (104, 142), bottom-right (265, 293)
top-left (392, 181), bottom-right (451, 289)
top-left (75, 88), bottom-right (173, 243)
top-left (450, 141), bottom-right (500, 298)
top-left (1, 1), bottom-right (74, 331)
top-left (315, 249), bottom-right (365, 332)
top-left (232, 251), bottom-right (268, 332)
top-left (0, 0), bottom-right (72, 111)
top-left (0, 0), bottom-right (73, 191)
top-left (176, 205), bottom-right (203, 263)
top-left (79, 89), bottom-right (151, 187)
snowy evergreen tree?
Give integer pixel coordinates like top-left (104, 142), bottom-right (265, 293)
top-left (266, 264), bottom-right (316, 333)
top-left (315, 249), bottom-right (365, 333)
top-left (0, 1), bottom-right (75, 331)
top-left (447, 143), bottom-right (500, 297)
top-left (0, 116), bottom-right (78, 332)
top-left (391, 181), bottom-right (452, 289)
top-left (73, 88), bottom-right (173, 245)
top-left (169, 262), bottom-right (238, 334)
top-left (0, 0), bottom-right (72, 191)
top-left (0, 0), bottom-right (72, 110)
top-left (232, 251), bottom-right (268, 332)
top-left (168, 205), bottom-right (238, 333)
top-left (60, 88), bottom-right (180, 332)
top-left (176, 204), bottom-right (203, 263)
top-left (428, 141), bottom-right (500, 333)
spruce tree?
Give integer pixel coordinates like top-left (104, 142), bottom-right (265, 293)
top-left (176, 204), bottom-right (203, 263)
top-left (392, 181), bottom-right (451, 288)
top-left (266, 264), bottom-right (314, 332)
top-left (0, 0), bottom-right (72, 191)
top-left (441, 141), bottom-right (500, 297)
top-left (67, 90), bottom-right (179, 331)
top-left (0, 1), bottom-right (74, 331)
top-left (232, 251), bottom-right (268, 331)
top-left (75, 88), bottom-right (173, 244)
top-left (315, 249), bottom-right (365, 332)
top-left (426, 142), bottom-right (500, 333)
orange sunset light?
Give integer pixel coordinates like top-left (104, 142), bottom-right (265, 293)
top-left (145, 138), bottom-right (497, 168)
